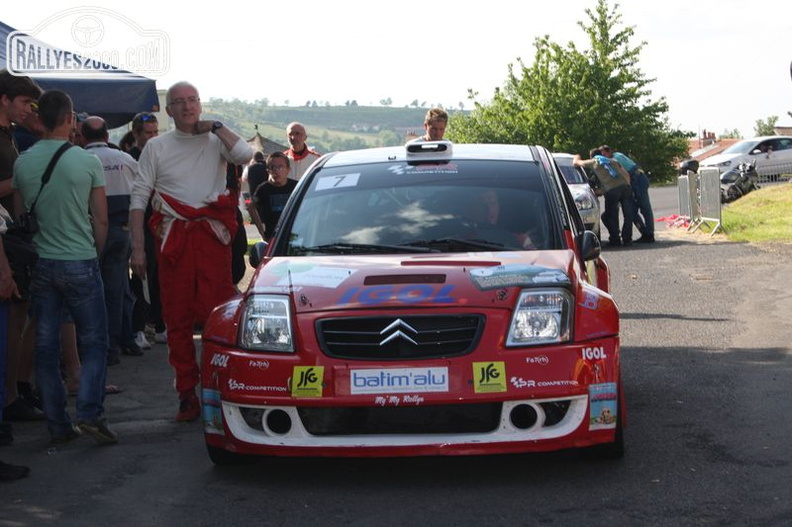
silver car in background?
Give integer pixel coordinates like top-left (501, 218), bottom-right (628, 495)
top-left (552, 153), bottom-right (601, 238)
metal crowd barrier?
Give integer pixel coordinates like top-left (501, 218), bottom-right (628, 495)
top-left (677, 167), bottom-right (724, 236)
top-left (754, 161), bottom-right (792, 184)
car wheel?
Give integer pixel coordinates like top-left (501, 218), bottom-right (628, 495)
top-left (207, 443), bottom-right (247, 466)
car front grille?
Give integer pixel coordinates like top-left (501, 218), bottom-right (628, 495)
top-left (317, 315), bottom-right (484, 360)
top-left (297, 403), bottom-right (502, 435)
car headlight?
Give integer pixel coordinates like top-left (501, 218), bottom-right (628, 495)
top-left (506, 289), bottom-right (571, 346)
top-left (239, 295), bottom-right (294, 352)
top-left (575, 193), bottom-right (596, 211)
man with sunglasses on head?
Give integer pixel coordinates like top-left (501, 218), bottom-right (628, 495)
top-left (0, 70), bottom-right (45, 428)
top-left (130, 82), bottom-right (253, 422)
top-left (128, 112), bottom-right (165, 350)
top-left (0, 69), bottom-right (41, 480)
top-left (128, 112), bottom-right (158, 161)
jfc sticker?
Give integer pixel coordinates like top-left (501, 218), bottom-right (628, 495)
top-left (291, 366), bottom-right (324, 398)
top-left (473, 362), bottom-right (507, 393)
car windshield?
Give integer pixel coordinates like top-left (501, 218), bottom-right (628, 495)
top-left (555, 161), bottom-right (587, 185)
top-left (722, 140), bottom-right (760, 155)
top-left (282, 159), bottom-right (560, 256)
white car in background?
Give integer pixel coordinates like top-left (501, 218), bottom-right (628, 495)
top-left (701, 136), bottom-right (792, 182)
top-left (552, 153), bottom-right (601, 238)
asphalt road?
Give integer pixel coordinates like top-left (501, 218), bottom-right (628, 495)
top-left (3, 186), bottom-right (791, 527)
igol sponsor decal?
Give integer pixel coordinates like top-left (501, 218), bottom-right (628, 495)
top-left (338, 284), bottom-right (455, 306)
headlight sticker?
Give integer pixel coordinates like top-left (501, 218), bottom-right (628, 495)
top-left (589, 382), bottom-right (618, 430)
top-left (470, 264), bottom-right (570, 291)
top-left (579, 282), bottom-right (600, 310)
top-left (266, 261), bottom-right (357, 289)
top-left (202, 389), bottom-right (224, 436)
top-left (291, 366), bottom-right (325, 397)
top-left (473, 362), bottom-right (507, 393)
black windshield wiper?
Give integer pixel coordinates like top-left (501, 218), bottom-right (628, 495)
top-left (296, 243), bottom-right (436, 255)
top-left (403, 238), bottom-right (506, 252)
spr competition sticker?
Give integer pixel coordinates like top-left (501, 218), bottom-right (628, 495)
top-left (589, 382), bottom-right (618, 430)
top-left (470, 264), bottom-right (570, 290)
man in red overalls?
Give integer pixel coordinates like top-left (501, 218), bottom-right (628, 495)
top-left (129, 82), bottom-right (253, 421)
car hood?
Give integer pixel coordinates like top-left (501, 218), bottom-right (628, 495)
top-left (249, 252), bottom-right (578, 314)
top-left (700, 152), bottom-right (745, 167)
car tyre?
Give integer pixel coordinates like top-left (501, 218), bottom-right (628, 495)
top-left (207, 443), bottom-right (247, 466)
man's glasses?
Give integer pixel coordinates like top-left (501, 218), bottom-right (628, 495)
top-left (268, 165), bottom-right (289, 172)
top-left (74, 112), bottom-right (88, 122)
top-left (168, 96), bottom-right (200, 107)
top-left (30, 101), bottom-right (38, 113)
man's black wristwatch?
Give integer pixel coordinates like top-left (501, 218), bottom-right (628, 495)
top-left (211, 121), bottom-right (224, 134)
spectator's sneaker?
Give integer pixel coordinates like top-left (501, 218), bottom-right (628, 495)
top-left (176, 393), bottom-right (200, 422)
top-left (77, 419), bottom-right (118, 445)
top-left (135, 331), bottom-right (152, 350)
top-left (122, 342), bottom-right (144, 356)
top-left (606, 239), bottom-right (622, 247)
top-left (50, 424), bottom-right (83, 445)
top-left (154, 329), bottom-right (167, 344)
top-left (3, 397), bottom-right (45, 422)
top-left (0, 460), bottom-right (30, 481)
top-left (637, 234), bottom-right (655, 243)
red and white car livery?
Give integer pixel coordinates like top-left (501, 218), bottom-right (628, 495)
top-left (201, 141), bottom-right (623, 464)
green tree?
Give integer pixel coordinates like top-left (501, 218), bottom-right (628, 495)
top-left (720, 128), bottom-right (742, 139)
top-left (448, 0), bottom-right (690, 179)
top-left (754, 116), bottom-right (778, 136)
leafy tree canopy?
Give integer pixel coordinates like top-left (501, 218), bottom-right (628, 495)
top-left (447, 0), bottom-right (691, 179)
top-left (754, 116), bottom-right (778, 136)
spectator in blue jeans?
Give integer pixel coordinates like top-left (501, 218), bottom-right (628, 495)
top-left (600, 145), bottom-right (655, 243)
top-left (12, 90), bottom-right (117, 445)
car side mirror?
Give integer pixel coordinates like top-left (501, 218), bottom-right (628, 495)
top-left (248, 241), bottom-right (268, 269)
top-left (577, 230), bottom-right (601, 262)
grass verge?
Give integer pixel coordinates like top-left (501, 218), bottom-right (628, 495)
top-left (722, 183), bottom-right (792, 243)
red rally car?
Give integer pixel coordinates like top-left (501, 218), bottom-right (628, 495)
top-left (201, 141), bottom-right (623, 464)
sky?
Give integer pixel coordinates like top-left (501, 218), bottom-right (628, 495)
top-left (3, 0), bottom-right (791, 138)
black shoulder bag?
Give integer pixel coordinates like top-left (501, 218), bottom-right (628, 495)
top-left (4, 141), bottom-right (74, 301)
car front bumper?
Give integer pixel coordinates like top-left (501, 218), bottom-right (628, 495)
top-left (201, 337), bottom-right (621, 458)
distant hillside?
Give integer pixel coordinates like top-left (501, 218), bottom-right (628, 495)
top-left (200, 99), bottom-right (449, 152)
